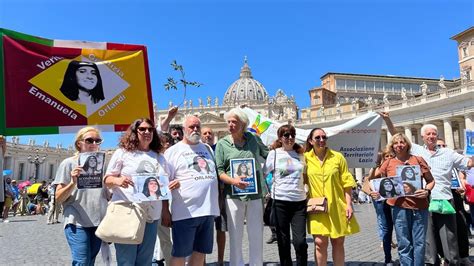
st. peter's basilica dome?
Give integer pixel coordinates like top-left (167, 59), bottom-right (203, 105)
top-left (223, 58), bottom-right (269, 105)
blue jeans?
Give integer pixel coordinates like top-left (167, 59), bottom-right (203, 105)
top-left (115, 220), bottom-right (158, 265)
top-left (392, 206), bottom-right (428, 266)
top-left (373, 200), bottom-right (393, 263)
top-left (64, 224), bottom-right (102, 266)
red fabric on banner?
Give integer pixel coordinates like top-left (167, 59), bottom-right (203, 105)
top-left (3, 35), bottom-right (86, 127)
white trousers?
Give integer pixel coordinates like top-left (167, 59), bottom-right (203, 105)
top-left (153, 223), bottom-right (172, 264)
top-left (226, 198), bottom-right (263, 266)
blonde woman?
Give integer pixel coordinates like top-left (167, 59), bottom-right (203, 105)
top-left (372, 133), bottom-right (434, 266)
top-left (53, 127), bottom-right (108, 265)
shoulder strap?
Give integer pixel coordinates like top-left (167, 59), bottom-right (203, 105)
top-left (272, 149), bottom-right (277, 198)
top-left (203, 143), bottom-right (219, 177)
top-left (203, 143), bottom-right (215, 161)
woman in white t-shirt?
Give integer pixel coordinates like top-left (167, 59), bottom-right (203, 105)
top-left (104, 118), bottom-right (179, 265)
top-left (264, 124), bottom-right (308, 266)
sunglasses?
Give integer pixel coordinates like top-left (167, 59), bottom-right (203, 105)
top-left (83, 138), bottom-right (103, 145)
top-left (282, 132), bottom-right (295, 139)
top-left (313, 135), bottom-right (328, 141)
top-left (437, 144), bottom-right (447, 148)
top-left (137, 127), bottom-right (154, 133)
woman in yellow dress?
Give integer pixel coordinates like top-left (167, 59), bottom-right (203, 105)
top-left (304, 128), bottom-right (360, 266)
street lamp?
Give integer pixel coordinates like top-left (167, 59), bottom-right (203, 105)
top-left (27, 149), bottom-right (47, 183)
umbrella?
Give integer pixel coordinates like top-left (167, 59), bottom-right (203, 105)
top-left (18, 180), bottom-right (32, 190)
top-left (27, 183), bottom-right (42, 195)
top-left (2, 169), bottom-right (12, 176)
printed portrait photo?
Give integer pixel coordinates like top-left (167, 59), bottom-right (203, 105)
top-left (60, 61), bottom-right (105, 106)
top-left (192, 155), bottom-right (211, 174)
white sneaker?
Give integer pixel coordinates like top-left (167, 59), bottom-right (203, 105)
top-left (3, 219), bottom-right (10, 223)
top-left (386, 263), bottom-right (394, 266)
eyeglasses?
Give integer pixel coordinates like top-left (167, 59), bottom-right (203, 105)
top-left (83, 138), bottom-right (103, 145)
top-left (137, 127), bottom-right (154, 133)
top-left (313, 135), bottom-right (328, 141)
top-left (282, 133), bottom-right (295, 139)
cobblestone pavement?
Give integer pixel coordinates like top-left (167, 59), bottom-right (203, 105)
top-left (1, 203), bottom-right (473, 265)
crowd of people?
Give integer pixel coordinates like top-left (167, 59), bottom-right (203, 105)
top-left (1, 109), bottom-right (474, 266)
top-left (0, 175), bottom-right (56, 222)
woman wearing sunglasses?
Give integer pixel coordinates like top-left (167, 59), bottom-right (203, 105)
top-left (104, 118), bottom-right (179, 265)
top-left (304, 128), bottom-right (359, 266)
top-left (53, 126), bottom-right (108, 265)
top-left (264, 125), bottom-right (307, 266)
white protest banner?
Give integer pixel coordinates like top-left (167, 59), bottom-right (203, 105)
top-left (242, 107), bottom-right (382, 168)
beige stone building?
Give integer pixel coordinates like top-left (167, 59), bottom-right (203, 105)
top-left (451, 26), bottom-right (474, 84)
top-left (300, 73), bottom-right (456, 123)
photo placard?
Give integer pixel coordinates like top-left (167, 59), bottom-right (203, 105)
top-left (230, 158), bottom-right (258, 196)
top-left (396, 165), bottom-right (422, 196)
top-left (131, 174), bottom-right (170, 202)
top-left (370, 176), bottom-right (405, 200)
top-left (77, 152), bottom-right (105, 189)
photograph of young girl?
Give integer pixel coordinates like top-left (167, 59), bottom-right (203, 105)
top-left (60, 60), bottom-right (105, 106)
top-left (77, 152), bottom-right (105, 189)
top-left (370, 176), bottom-right (404, 200)
top-left (233, 162), bottom-right (253, 178)
top-left (193, 155), bottom-right (211, 174)
top-left (133, 174), bottom-right (170, 201)
top-left (142, 176), bottom-right (163, 200)
top-left (81, 155), bottom-right (103, 176)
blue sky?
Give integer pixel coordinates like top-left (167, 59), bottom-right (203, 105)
top-left (1, 0), bottom-right (473, 148)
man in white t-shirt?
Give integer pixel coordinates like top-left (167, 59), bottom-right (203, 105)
top-left (163, 116), bottom-right (219, 266)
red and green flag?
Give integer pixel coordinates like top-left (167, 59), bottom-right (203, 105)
top-left (0, 28), bottom-right (154, 135)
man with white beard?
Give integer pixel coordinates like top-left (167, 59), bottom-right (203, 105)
top-left (163, 115), bottom-right (219, 266)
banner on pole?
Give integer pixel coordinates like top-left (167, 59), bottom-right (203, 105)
top-left (0, 28), bottom-right (154, 135)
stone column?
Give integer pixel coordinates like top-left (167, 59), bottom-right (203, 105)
top-left (355, 168), bottom-right (363, 184)
top-left (412, 125), bottom-right (422, 145)
top-left (466, 114), bottom-right (474, 130)
top-left (404, 127), bottom-right (413, 143)
top-left (386, 130), bottom-right (393, 144)
top-left (380, 130), bottom-right (388, 151)
top-left (458, 120), bottom-right (466, 148)
top-left (443, 119), bottom-right (455, 149)
top-left (435, 122), bottom-right (445, 140)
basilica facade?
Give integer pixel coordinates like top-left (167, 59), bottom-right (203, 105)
top-left (155, 58), bottom-right (299, 139)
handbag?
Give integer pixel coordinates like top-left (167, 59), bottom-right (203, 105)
top-left (465, 185), bottom-right (474, 204)
top-left (306, 197), bottom-right (328, 214)
top-left (263, 150), bottom-right (278, 227)
top-left (263, 198), bottom-right (275, 226)
top-left (307, 165), bottom-right (328, 214)
top-left (95, 201), bottom-right (147, 244)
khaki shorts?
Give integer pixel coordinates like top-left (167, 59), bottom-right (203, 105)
top-left (4, 197), bottom-right (12, 208)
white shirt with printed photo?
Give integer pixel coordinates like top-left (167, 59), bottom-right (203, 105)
top-left (264, 148), bottom-right (306, 202)
top-left (164, 142), bottom-right (219, 222)
top-left (106, 148), bottom-right (170, 221)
